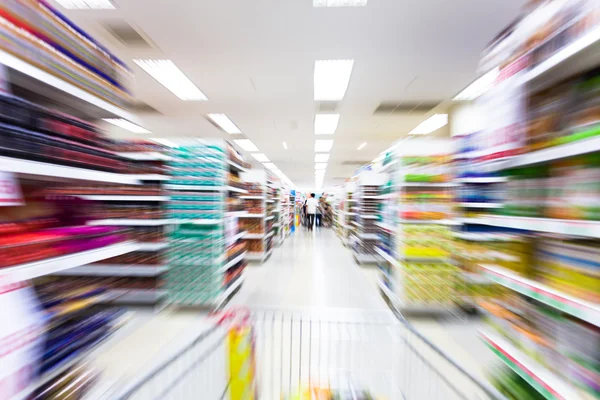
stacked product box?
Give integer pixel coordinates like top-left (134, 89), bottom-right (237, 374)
top-left (165, 143), bottom-right (229, 305)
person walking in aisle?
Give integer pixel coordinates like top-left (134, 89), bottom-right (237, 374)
top-left (306, 193), bottom-right (318, 230)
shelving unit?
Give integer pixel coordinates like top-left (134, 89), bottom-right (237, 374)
top-left (349, 172), bottom-right (384, 264)
top-left (376, 140), bottom-right (459, 314)
top-left (0, 3), bottom-right (148, 398)
top-left (53, 150), bottom-right (171, 303)
top-left (165, 141), bottom-right (249, 306)
top-left (468, 4), bottom-right (600, 397)
top-left (240, 170), bottom-right (274, 264)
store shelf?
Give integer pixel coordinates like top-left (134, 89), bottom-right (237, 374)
top-left (77, 195), bottom-right (169, 202)
top-left (471, 215), bottom-right (600, 238)
top-left (225, 211), bottom-right (248, 217)
top-left (239, 214), bottom-right (266, 218)
top-left (173, 219), bottom-right (223, 226)
top-left (227, 186), bottom-right (249, 193)
top-left (215, 275), bottom-right (244, 308)
top-left (116, 152), bottom-right (172, 161)
top-left (352, 252), bottom-right (380, 264)
top-left (226, 159), bottom-right (248, 172)
top-left (518, 24), bottom-right (600, 89)
top-left (219, 252), bottom-right (247, 273)
top-left (453, 232), bottom-right (519, 242)
top-left (374, 193), bottom-right (395, 199)
top-left (374, 247), bottom-right (400, 268)
top-left (362, 195), bottom-right (381, 199)
top-left (0, 241), bottom-right (140, 281)
top-left (459, 202), bottom-right (503, 209)
top-left (130, 174), bottom-right (170, 181)
top-left (398, 219), bottom-right (460, 226)
top-left (137, 242), bottom-right (169, 251)
top-left (361, 215), bottom-right (379, 220)
top-left (11, 330), bottom-right (116, 400)
top-left (89, 219), bottom-right (173, 226)
top-left (351, 221), bottom-right (362, 227)
top-left (164, 184), bottom-right (224, 191)
top-left (230, 231), bottom-right (247, 242)
top-left (481, 264), bottom-right (600, 327)
top-left (104, 289), bottom-right (167, 304)
top-left (462, 272), bottom-right (492, 285)
top-left (55, 265), bottom-right (167, 277)
top-left (240, 196), bottom-right (265, 199)
top-left (265, 231), bottom-right (275, 239)
top-left (358, 233), bottom-right (380, 240)
top-left (265, 216), bottom-right (275, 221)
top-left (0, 48), bottom-right (138, 123)
top-left (0, 156), bottom-right (142, 185)
top-left (454, 177), bottom-right (508, 184)
top-left (399, 182), bottom-right (459, 188)
top-left (485, 136), bottom-right (600, 172)
top-left (398, 255), bottom-right (449, 263)
top-left (375, 222), bottom-right (395, 232)
top-left (244, 233), bottom-right (266, 239)
top-left (480, 330), bottom-right (581, 400)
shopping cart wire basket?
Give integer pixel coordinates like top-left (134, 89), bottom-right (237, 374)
top-left (112, 306), bottom-right (504, 400)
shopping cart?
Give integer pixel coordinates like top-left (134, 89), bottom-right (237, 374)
top-left (112, 307), bottom-right (504, 400)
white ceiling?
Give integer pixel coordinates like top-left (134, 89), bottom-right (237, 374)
top-left (57, 0), bottom-right (525, 187)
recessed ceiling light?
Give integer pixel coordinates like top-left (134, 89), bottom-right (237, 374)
top-left (314, 114), bottom-right (340, 135)
top-left (409, 114), bottom-right (449, 135)
top-left (313, 0), bottom-right (367, 7)
top-left (251, 153), bottom-right (270, 162)
top-left (133, 59), bottom-right (208, 101)
top-left (357, 142), bottom-right (367, 150)
top-left (315, 154), bottom-right (330, 162)
top-left (314, 60), bottom-right (354, 101)
top-left (283, 142), bottom-right (288, 150)
top-left (453, 67), bottom-right (499, 101)
top-left (315, 139), bottom-right (334, 152)
top-left (103, 118), bottom-right (150, 134)
top-left (150, 138), bottom-right (178, 148)
top-left (263, 162), bottom-right (277, 170)
top-left (55, 0), bottom-right (115, 9)
top-left (315, 163), bottom-right (328, 170)
top-left (233, 139), bottom-right (259, 152)
top-left (207, 114), bottom-right (241, 134)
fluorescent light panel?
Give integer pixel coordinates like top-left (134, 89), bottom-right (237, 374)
top-left (315, 154), bottom-right (330, 162)
top-left (315, 163), bottom-right (327, 170)
top-left (314, 114), bottom-right (340, 135)
top-left (409, 114), bottom-right (448, 135)
top-left (313, 0), bottom-right (367, 7)
top-left (207, 114), bottom-right (241, 134)
top-left (233, 139), bottom-right (259, 152)
top-left (103, 118), bottom-right (150, 134)
top-left (453, 67), bottom-right (499, 101)
top-left (315, 170), bottom-right (326, 178)
top-left (357, 142), bottom-right (367, 150)
top-left (315, 140), bottom-right (334, 152)
top-left (55, 0), bottom-right (115, 9)
top-left (133, 59), bottom-right (207, 101)
top-left (314, 60), bottom-right (354, 101)
top-left (251, 153), bottom-right (270, 162)
top-left (283, 142), bottom-right (288, 149)
top-left (263, 163), bottom-right (277, 170)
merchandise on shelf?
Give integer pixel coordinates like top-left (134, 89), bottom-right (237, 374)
top-left (166, 142), bottom-right (247, 305)
top-left (0, 0), bottom-right (132, 106)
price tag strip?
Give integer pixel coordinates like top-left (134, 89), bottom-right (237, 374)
top-left (481, 264), bottom-right (600, 327)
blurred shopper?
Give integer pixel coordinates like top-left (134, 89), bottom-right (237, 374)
top-left (306, 193), bottom-right (318, 230)
top-left (316, 195), bottom-right (327, 227)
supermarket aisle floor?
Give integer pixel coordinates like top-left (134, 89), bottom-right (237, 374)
top-left (230, 227), bottom-right (388, 309)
